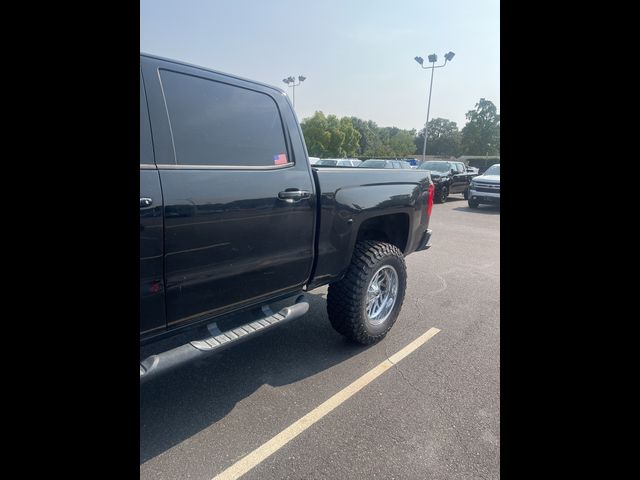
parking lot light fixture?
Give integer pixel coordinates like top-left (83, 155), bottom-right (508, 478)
top-left (414, 51), bottom-right (456, 160)
top-left (282, 74), bottom-right (306, 109)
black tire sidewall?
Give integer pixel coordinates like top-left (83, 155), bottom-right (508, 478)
top-left (438, 185), bottom-right (448, 203)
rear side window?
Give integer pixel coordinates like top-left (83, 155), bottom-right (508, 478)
top-left (159, 70), bottom-right (289, 167)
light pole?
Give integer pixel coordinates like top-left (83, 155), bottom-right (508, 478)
top-left (414, 51), bottom-right (455, 160)
top-left (282, 75), bottom-right (306, 109)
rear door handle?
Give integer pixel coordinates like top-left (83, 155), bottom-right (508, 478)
top-left (140, 197), bottom-right (153, 208)
top-left (278, 190), bottom-right (310, 202)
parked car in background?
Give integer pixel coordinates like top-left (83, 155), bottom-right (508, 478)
top-left (403, 158), bottom-right (419, 167)
top-left (468, 164), bottom-right (500, 208)
top-left (315, 158), bottom-right (362, 167)
top-left (465, 166), bottom-right (479, 174)
top-left (418, 160), bottom-right (477, 203)
top-left (358, 159), bottom-right (413, 169)
top-left (309, 157), bottom-right (320, 165)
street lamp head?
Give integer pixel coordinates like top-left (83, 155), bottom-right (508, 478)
top-left (298, 75), bottom-right (306, 82)
top-left (414, 56), bottom-right (424, 65)
top-left (282, 78), bottom-right (290, 84)
top-left (444, 51), bottom-right (455, 61)
top-left (427, 54), bottom-right (438, 63)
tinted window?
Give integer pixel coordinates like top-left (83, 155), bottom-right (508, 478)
top-left (140, 72), bottom-right (154, 165)
top-left (419, 162), bottom-right (449, 172)
top-left (359, 160), bottom-right (386, 168)
top-left (160, 70), bottom-right (288, 166)
top-left (316, 159), bottom-right (338, 166)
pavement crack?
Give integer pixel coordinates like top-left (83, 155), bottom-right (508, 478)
top-left (430, 272), bottom-right (448, 295)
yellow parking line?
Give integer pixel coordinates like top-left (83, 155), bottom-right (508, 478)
top-left (213, 327), bottom-right (441, 480)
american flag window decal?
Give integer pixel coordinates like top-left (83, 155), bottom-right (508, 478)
top-left (273, 153), bottom-right (288, 165)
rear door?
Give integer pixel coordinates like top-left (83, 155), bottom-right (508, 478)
top-left (140, 70), bottom-right (166, 336)
top-left (450, 162), bottom-right (466, 193)
top-left (141, 56), bottom-right (316, 329)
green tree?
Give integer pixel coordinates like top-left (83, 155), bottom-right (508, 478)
top-left (325, 114), bottom-right (346, 157)
top-left (348, 117), bottom-right (383, 156)
top-left (387, 128), bottom-right (417, 157)
top-left (414, 118), bottom-right (461, 156)
top-left (301, 112), bottom-right (361, 157)
top-left (339, 117), bottom-right (361, 156)
top-left (302, 113), bottom-right (420, 158)
top-left (461, 99), bottom-right (500, 155)
top-left (300, 111), bottom-right (331, 157)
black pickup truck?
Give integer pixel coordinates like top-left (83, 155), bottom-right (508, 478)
top-left (140, 53), bottom-right (434, 382)
top-left (418, 160), bottom-right (477, 203)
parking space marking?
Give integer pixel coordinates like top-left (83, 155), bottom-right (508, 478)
top-left (213, 327), bottom-right (441, 480)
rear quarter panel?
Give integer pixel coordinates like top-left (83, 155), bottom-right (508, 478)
top-left (309, 168), bottom-right (431, 288)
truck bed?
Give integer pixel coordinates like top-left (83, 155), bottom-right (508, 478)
top-left (309, 167), bottom-right (432, 288)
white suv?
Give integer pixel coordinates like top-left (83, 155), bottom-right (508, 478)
top-left (468, 164), bottom-right (500, 208)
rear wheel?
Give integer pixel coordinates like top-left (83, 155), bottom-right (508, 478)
top-left (327, 241), bottom-right (407, 344)
top-left (434, 186), bottom-right (448, 204)
top-left (463, 187), bottom-right (469, 200)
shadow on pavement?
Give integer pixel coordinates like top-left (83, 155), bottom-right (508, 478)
top-left (441, 195), bottom-right (466, 203)
top-left (140, 292), bottom-right (370, 464)
top-left (453, 204), bottom-right (500, 214)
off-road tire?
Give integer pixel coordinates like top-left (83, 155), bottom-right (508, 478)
top-left (468, 199), bottom-right (479, 208)
top-left (434, 185), bottom-right (448, 204)
top-left (327, 240), bottom-right (407, 344)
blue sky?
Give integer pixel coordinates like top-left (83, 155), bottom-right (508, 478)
top-left (141, 0), bottom-right (499, 132)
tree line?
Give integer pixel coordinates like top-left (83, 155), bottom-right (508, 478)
top-left (300, 98), bottom-right (500, 158)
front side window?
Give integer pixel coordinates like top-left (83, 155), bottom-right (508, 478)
top-left (160, 70), bottom-right (289, 167)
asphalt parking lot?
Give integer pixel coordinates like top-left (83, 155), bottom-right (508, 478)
top-left (140, 195), bottom-right (500, 480)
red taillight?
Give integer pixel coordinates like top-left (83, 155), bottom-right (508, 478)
top-left (427, 183), bottom-right (434, 217)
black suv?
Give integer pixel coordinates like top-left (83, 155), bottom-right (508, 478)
top-left (418, 160), bottom-right (476, 203)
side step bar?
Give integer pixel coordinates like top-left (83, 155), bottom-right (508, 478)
top-left (140, 301), bottom-right (309, 384)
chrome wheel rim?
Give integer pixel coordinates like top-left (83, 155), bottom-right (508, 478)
top-left (365, 265), bottom-right (398, 325)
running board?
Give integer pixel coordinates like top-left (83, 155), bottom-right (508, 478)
top-left (140, 301), bottom-right (309, 384)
